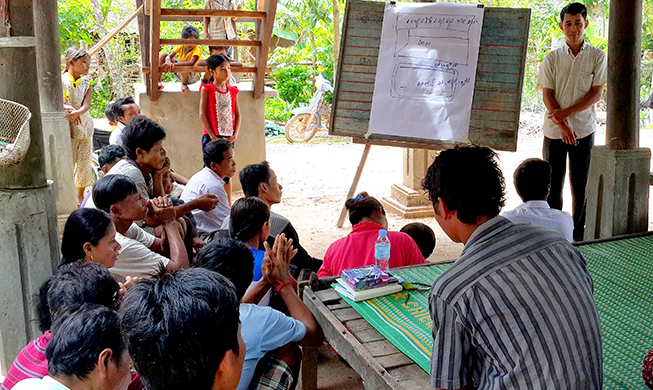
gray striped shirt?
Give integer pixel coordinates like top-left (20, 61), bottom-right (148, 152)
top-left (429, 216), bottom-right (602, 389)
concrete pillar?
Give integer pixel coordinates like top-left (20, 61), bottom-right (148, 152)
top-left (0, 0), bottom-right (59, 375)
top-left (33, 0), bottom-right (77, 216)
top-left (135, 82), bottom-right (276, 191)
top-left (381, 148), bottom-right (436, 218)
top-left (584, 0), bottom-right (650, 240)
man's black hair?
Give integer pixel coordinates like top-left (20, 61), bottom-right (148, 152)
top-left (61, 208), bottom-right (113, 264)
top-left (104, 102), bottom-right (117, 122)
top-left (239, 161), bottom-right (271, 197)
top-left (195, 239), bottom-right (255, 300)
top-left (93, 174), bottom-right (139, 213)
top-left (513, 158), bottom-right (551, 202)
top-left (38, 262), bottom-right (119, 332)
top-left (400, 222), bottom-right (436, 259)
top-left (422, 146), bottom-right (506, 224)
top-left (120, 268), bottom-right (241, 390)
top-left (560, 2), bottom-right (587, 22)
top-left (112, 97), bottom-right (135, 119)
top-left (203, 138), bottom-right (232, 167)
top-left (98, 144), bottom-right (127, 168)
top-left (230, 197), bottom-right (270, 243)
top-left (122, 117), bottom-right (166, 160)
top-left (46, 304), bottom-right (126, 379)
top-left (206, 53), bottom-right (230, 71)
top-left (181, 25), bottom-right (200, 39)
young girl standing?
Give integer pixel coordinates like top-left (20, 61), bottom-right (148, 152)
top-left (62, 47), bottom-right (94, 207)
top-left (199, 53), bottom-right (241, 202)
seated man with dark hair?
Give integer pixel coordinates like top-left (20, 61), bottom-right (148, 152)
top-left (400, 222), bottom-right (436, 259)
top-left (2, 262), bottom-right (123, 390)
top-left (422, 146), bottom-right (602, 389)
top-left (181, 139), bottom-right (236, 240)
top-left (109, 97), bottom-right (140, 146)
top-left (98, 144), bottom-right (127, 175)
top-left (195, 238), bottom-right (323, 390)
top-left (13, 304), bottom-right (131, 390)
top-left (502, 158), bottom-right (573, 241)
top-left (221, 161), bottom-right (322, 273)
top-left (93, 174), bottom-right (189, 281)
top-left (120, 268), bottom-right (245, 390)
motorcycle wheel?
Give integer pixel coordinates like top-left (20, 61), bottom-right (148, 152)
top-left (284, 114), bottom-right (319, 143)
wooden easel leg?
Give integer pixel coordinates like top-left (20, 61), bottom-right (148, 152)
top-left (337, 144), bottom-right (371, 227)
top-left (300, 345), bottom-right (318, 390)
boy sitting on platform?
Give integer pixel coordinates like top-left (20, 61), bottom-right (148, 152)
top-left (502, 158), bottom-right (573, 242)
top-left (158, 25), bottom-right (203, 94)
top-left (195, 238), bottom-right (323, 390)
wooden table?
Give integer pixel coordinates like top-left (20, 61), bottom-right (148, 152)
top-left (301, 263), bottom-right (449, 390)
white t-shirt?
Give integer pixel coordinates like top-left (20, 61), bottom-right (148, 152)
top-left (13, 377), bottom-right (69, 390)
top-left (110, 223), bottom-right (170, 282)
top-left (536, 41), bottom-right (607, 139)
top-left (180, 167), bottom-right (230, 237)
top-left (238, 304), bottom-right (306, 390)
top-left (109, 121), bottom-right (125, 146)
top-left (502, 200), bottom-right (574, 242)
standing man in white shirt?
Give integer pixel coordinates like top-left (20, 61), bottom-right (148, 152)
top-left (181, 139), bottom-right (236, 241)
top-left (503, 158), bottom-right (574, 242)
top-left (537, 2), bottom-right (607, 241)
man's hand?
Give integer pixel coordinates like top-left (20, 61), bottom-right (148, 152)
top-left (194, 193), bottom-right (220, 211)
top-left (558, 121), bottom-right (577, 145)
top-left (547, 108), bottom-right (569, 125)
top-left (263, 234), bottom-right (297, 289)
top-left (145, 196), bottom-right (176, 226)
top-left (118, 276), bottom-right (142, 298)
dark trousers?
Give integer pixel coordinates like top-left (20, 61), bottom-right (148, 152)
top-left (543, 133), bottom-right (594, 241)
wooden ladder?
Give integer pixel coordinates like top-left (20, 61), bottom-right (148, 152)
top-left (135, 0), bottom-right (277, 101)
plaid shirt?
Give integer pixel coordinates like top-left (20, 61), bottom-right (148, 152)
top-left (205, 0), bottom-right (237, 40)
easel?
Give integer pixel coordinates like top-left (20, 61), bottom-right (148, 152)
top-left (331, 2), bottom-right (531, 227)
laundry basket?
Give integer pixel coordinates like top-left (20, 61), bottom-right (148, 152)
top-left (0, 98), bottom-right (31, 168)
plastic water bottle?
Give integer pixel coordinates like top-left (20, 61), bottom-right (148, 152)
top-left (374, 229), bottom-right (391, 273)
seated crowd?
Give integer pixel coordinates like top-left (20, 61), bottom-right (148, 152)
top-left (2, 108), bottom-right (607, 390)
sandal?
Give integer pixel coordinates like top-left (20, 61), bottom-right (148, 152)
top-left (181, 84), bottom-right (190, 94)
top-left (158, 83), bottom-right (165, 91)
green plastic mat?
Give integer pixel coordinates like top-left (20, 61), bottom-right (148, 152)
top-left (336, 236), bottom-right (653, 388)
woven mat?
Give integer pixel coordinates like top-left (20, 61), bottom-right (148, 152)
top-left (336, 235), bottom-right (653, 388)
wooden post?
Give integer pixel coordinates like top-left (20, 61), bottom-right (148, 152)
top-left (337, 145), bottom-right (371, 228)
top-left (253, 0), bottom-right (276, 98)
top-left (149, 0), bottom-right (162, 101)
top-left (136, 0), bottom-right (152, 97)
top-left (88, 5), bottom-right (144, 56)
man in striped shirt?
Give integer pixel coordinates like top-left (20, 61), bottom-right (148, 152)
top-left (422, 146), bottom-right (602, 389)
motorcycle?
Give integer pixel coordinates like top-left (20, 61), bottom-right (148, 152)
top-left (284, 74), bottom-right (333, 143)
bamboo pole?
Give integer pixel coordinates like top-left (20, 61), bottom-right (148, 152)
top-left (88, 5), bottom-right (144, 56)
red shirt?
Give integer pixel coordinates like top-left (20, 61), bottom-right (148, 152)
top-left (318, 221), bottom-right (426, 278)
top-left (200, 82), bottom-right (239, 136)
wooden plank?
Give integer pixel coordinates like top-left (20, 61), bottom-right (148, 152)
top-left (314, 288), bottom-right (342, 305)
top-left (376, 353), bottom-right (414, 370)
top-left (160, 38), bottom-right (260, 47)
top-left (303, 288), bottom-right (400, 390)
top-left (333, 307), bottom-right (362, 322)
top-left (387, 364), bottom-right (432, 390)
top-left (329, 1), bottom-right (531, 152)
top-left (350, 324), bottom-right (386, 344)
top-left (326, 302), bottom-right (352, 311)
top-left (364, 339), bottom-right (402, 358)
top-left (150, 0), bottom-right (162, 100)
top-left (160, 8), bottom-right (266, 19)
top-left (141, 66), bottom-right (268, 74)
top-left (337, 144), bottom-right (371, 227)
top-left (136, 0), bottom-right (151, 96)
top-left (253, 0), bottom-right (277, 98)
top-left (301, 346), bottom-right (318, 390)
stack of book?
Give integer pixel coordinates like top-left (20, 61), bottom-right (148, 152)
top-left (333, 265), bottom-right (402, 302)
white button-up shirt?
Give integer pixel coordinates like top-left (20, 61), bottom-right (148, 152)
top-left (537, 41), bottom-right (607, 140)
top-left (180, 167), bottom-right (230, 237)
top-left (502, 200), bottom-right (574, 242)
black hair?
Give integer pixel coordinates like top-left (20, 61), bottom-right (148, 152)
top-left (560, 2), bottom-right (587, 22)
top-left (345, 191), bottom-right (384, 226)
top-left (104, 102), bottom-right (117, 122)
top-left (181, 25), bottom-right (200, 39)
top-left (93, 174), bottom-right (139, 213)
top-left (203, 138), bottom-right (233, 167)
top-left (98, 144), bottom-right (127, 168)
top-left (422, 146), bottom-right (505, 224)
top-left (122, 117), bottom-right (166, 160)
top-left (209, 46), bottom-right (230, 55)
top-left (61, 208), bottom-right (114, 264)
top-left (38, 262), bottom-right (119, 332)
top-left (400, 222), bottom-right (436, 259)
top-left (64, 47), bottom-right (90, 69)
top-left (195, 239), bottom-right (255, 300)
top-left (230, 197), bottom-right (270, 243)
top-left (239, 161), bottom-right (271, 197)
top-left (112, 97), bottom-right (135, 119)
top-left (513, 158), bottom-right (551, 202)
top-left (46, 304), bottom-right (126, 380)
top-left (120, 268), bottom-right (241, 390)
top-left (206, 53), bottom-right (230, 71)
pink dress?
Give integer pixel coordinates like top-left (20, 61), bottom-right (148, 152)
top-left (318, 221), bottom-right (426, 278)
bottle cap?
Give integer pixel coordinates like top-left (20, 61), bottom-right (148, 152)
top-left (379, 229), bottom-right (387, 238)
